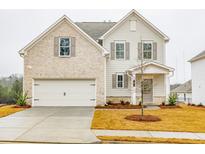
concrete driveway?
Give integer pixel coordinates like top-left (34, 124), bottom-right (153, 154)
top-left (0, 107), bottom-right (100, 143)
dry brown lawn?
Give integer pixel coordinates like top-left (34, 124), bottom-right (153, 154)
top-left (98, 136), bottom-right (205, 144)
top-left (92, 104), bottom-right (205, 133)
top-left (0, 105), bottom-right (25, 118)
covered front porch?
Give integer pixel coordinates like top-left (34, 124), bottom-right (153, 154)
top-left (127, 62), bottom-right (174, 105)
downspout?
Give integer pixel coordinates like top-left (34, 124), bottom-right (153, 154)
top-left (127, 70), bottom-right (137, 105)
top-left (126, 70), bottom-right (133, 78)
top-left (165, 69), bottom-right (175, 102)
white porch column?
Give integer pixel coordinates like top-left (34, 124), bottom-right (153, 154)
top-left (131, 74), bottom-right (137, 105)
top-left (165, 74), bottom-right (170, 101)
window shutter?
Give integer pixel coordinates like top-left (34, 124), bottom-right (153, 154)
top-left (125, 42), bottom-right (130, 60)
top-left (110, 42), bottom-right (115, 60)
top-left (71, 37), bottom-right (76, 57)
top-left (124, 73), bottom-right (128, 88)
top-left (54, 37), bottom-right (59, 57)
top-left (138, 42), bottom-right (142, 60)
top-left (112, 74), bottom-right (116, 89)
top-left (153, 42), bottom-right (157, 60)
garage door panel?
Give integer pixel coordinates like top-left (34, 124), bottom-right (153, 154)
top-left (33, 80), bottom-right (96, 106)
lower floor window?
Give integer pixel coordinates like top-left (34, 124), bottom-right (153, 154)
top-left (117, 73), bottom-right (124, 88)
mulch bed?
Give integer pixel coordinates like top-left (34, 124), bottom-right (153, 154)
top-left (159, 105), bottom-right (181, 109)
top-left (13, 105), bottom-right (31, 108)
top-left (125, 115), bottom-right (161, 122)
top-left (187, 103), bottom-right (205, 108)
top-left (95, 104), bottom-right (146, 109)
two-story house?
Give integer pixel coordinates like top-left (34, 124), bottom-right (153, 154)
top-left (19, 9), bottom-right (174, 106)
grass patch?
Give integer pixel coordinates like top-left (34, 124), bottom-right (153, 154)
top-left (98, 136), bottom-right (205, 144)
top-left (0, 105), bottom-right (25, 118)
top-left (92, 104), bottom-right (205, 133)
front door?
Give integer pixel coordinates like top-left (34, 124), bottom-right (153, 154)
top-left (143, 79), bottom-right (153, 103)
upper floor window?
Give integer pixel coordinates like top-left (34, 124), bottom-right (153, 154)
top-left (143, 41), bottom-right (152, 59)
top-left (59, 37), bottom-right (70, 57)
top-left (115, 41), bottom-right (125, 60)
top-left (130, 20), bottom-right (137, 31)
top-left (116, 73), bottom-right (124, 88)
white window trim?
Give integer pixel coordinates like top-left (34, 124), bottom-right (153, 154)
top-left (142, 40), bottom-right (153, 60)
top-left (59, 37), bottom-right (71, 57)
top-left (116, 73), bottom-right (124, 88)
top-left (115, 41), bottom-right (126, 60)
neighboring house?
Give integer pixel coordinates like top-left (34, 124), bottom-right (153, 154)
top-left (171, 80), bottom-right (192, 103)
top-left (170, 83), bottom-right (181, 91)
top-left (189, 50), bottom-right (205, 105)
top-left (19, 9), bottom-right (174, 106)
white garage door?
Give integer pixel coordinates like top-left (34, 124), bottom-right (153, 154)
top-left (33, 80), bottom-right (96, 106)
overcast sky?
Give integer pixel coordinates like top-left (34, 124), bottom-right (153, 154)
top-left (0, 9), bottom-right (205, 84)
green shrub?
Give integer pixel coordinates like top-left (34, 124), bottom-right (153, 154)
top-left (168, 93), bottom-right (178, 106)
top-left (16, 92), bottom-right (29, 106)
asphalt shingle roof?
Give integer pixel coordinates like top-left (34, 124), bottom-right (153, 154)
top-left (171, 80), bottom-right (192, 93)
top-left (189, 50), bottom-right (205, 62)
top-left (75, 22), bottom-right (116, 41)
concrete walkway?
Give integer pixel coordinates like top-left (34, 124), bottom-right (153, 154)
top-left (93, 129), bottom-right (205, 140)
top-left (0, 107), bottom-right (100, 143)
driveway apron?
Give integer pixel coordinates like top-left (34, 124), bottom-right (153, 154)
top-left (0, 107), bottom-right (99, 143)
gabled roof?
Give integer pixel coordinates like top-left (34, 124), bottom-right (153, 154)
top-left (19, 15), bottom-right (109, 56)
top-left (128, 61), bottom-right (174, 72)
top-left (171, 80), bottom-right (192, 93)
top-left (188, 50), bottom-right (205, 62)
top-left (75, 22), bottom-right (116, 41)
top-left (99, 9), bottom-right (169, 41)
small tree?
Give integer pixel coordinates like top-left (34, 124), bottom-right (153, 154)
top-left (140, 43), bottom-right (145, 116)
top-left (140, 61), bottom-right (144, 116)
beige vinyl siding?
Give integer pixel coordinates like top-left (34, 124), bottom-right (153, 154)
top-left (106, 60), bottom-right (131, 96)
top-left (153, 75), bottom-right (165, 96)
top-left (104, 14), bottom-right (166, 97)
top-left (135, 74), bottom-right (165, 97)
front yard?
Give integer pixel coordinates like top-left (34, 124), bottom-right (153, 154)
top-left (0, 105), bottom-right (25, 118)
top-left (92, 104), bottom-right (205, 133)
